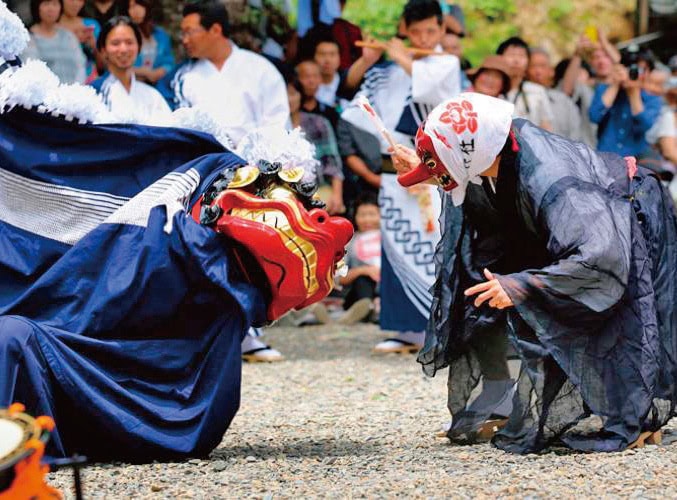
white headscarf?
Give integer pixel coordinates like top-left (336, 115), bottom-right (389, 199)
top-left (419, 93), bottom-right (514, 206)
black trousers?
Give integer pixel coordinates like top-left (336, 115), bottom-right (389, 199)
top-left (343, 276), bottom-right (377, 309)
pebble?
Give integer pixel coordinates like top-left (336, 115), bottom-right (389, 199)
top-left (45, 323), bottom-right (677, 498)
top-left (212, 460), bottom-right (228, 472)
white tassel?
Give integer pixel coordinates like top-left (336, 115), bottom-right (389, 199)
top-left (0, 60), bottom-right (59, 111)
top-left (169, 107), bottom-right (235, 150)
top-left (0, 1), bottom-right (29, 61)
top-left (43, 83), bottom-right (113, 123)
top-left (236, 126), bottom-right (319, 183)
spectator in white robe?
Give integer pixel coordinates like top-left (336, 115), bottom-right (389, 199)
top-left (90, 16), bottom-right (171, 124)
top-left (159, 1), bottom-right (289, 147)
top-left (641, 68), bottom-right (677, 175)
top-left (341, 0), bottom-right (460, 354)
top-left (158, 1), bottom-right (289, 362)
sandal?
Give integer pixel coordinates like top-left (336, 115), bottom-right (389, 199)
top-left (242, 345), bottom-right (284, 363)
top-left (373, 338), bottom-right (423, 354)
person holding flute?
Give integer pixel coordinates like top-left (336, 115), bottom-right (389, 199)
top-left (341, 0), bottom-right (460, 354)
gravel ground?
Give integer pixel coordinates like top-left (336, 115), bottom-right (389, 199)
top-left (49, 322), bottom-right (677, 498)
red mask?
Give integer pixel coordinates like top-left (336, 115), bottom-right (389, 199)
top-left (192, 164), bottom-right (353, 321)
top-left (397, 124), bottom-right (458, 192)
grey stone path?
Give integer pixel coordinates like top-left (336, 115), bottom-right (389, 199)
top-left (49, 323), bottom-right (677, 498)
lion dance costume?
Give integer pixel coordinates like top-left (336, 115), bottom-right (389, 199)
top-left (0, 2), bottom-right (351, 461)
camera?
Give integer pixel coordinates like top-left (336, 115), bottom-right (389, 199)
top-left (621, 44), bottom-right (641, 81)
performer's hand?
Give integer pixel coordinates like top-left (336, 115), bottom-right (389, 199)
top-left (388, 144), bottom-right (419, 174)
top-left (464, 269), bottom-right (514, 309)
top-left (407, 184), bottom-right (427, 196)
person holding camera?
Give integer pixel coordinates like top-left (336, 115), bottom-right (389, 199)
top-left (589, 47), bottom-right (662, 157)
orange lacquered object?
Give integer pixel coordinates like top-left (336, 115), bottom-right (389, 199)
top-left (0, 403), bottom-right (61, 499)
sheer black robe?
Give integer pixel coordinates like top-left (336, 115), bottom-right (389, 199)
top-left (419, 119), bottom-right (677, 453)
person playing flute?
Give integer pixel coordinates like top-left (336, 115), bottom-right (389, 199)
top-left (341, 0), bottom-right (461, 353)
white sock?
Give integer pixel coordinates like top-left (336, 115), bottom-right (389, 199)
top-left (241, 332), bottom-right (266, 352)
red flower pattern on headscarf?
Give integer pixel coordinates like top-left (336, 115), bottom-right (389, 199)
top-left (438, 100), bottom-right (478, 134)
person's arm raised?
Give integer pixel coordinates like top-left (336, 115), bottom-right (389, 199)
top-left (345, 41), bottom-right (384, 89)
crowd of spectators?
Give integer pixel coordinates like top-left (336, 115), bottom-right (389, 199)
top-left (12, 0), bottom-right (677, 358)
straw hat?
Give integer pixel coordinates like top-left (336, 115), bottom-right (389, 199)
top-left (466, 55), bottom-right (511, 96)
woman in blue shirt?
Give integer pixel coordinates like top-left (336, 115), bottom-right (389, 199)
top-left (127, 0), bottom-right (174, 85)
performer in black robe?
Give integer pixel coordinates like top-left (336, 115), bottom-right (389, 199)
top-left (393, 93), bottom-right (677, 453)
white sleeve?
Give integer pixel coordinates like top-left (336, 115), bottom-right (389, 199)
top-left (411, 54), bottom-right (460, 105)
top-left (536, 86), bottom-right (554, 126)
top-left (150, 88), bottom-right (173, 122)
top-left (646, 108), bottom-right (676, 145)
top-left (257, 63), bottom-right (291, 129)
top-left (657, 108), bottom-right (676, 138)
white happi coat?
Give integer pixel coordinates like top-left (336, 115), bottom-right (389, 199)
top-left (341, 50), bottom-right (460, 323)
top-left (95, 73), bottom-right (172, 125)
top-left (169, 43), bottom-right (290, 145)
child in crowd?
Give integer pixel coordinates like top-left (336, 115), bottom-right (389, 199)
top-left (338, 193), bottom-right (381, 325)
top-left (296, 59), bottom-right (340, 130)
top-left (288, 80), bottom-right (345, 215)
top-left (314, 35), bottom-right (345, 109)
top-left (497, 36), bottom-right (553, 131)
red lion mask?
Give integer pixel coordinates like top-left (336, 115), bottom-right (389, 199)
top-left (192, 161), bottom-right (353, 321)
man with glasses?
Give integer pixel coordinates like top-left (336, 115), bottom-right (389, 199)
top-left (159, 1), bottom-right (290, 362)
top-left (160, 1), bottom-right (289, 147)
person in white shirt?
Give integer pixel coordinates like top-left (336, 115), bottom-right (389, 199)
top-left (161, 1), bottom-right (289, 146)
top-left (90, 16), bottom-right (171, 124)
top-left (341, 0), bottom-right (460, 354)
top-left (527, 47), bottom-right (582, 142)
top-left (497, 36), bottom-right (553, 131)
top-left (159, 2), bottom-right (289, 362)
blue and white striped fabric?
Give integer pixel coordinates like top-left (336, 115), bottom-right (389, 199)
top-left (379, 176), bottom-right (440, 332)
top-left (0, 107), bottom-right (267, 461)
top-left (341, 62), bottom-right (445, 333)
